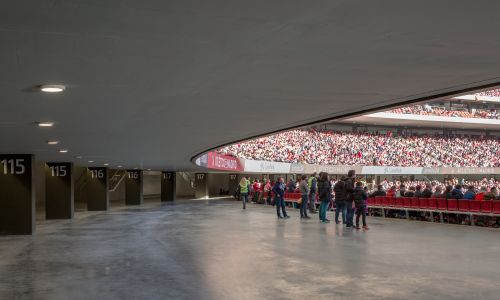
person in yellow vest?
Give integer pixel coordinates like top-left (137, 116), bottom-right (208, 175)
top-left (240, 177), bottom-right (249, 209)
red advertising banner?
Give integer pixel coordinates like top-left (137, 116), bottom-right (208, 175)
top-left (207, 152), bottom-right (244, 172)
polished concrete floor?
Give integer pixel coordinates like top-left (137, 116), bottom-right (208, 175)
top-left (1, 199), bottom-right (499, 300)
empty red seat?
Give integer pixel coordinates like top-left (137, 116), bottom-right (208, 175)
top-left (403, 197), bottom-right (412, 208)
top-left (388, 197), bottom-right (396, 207)
top-left (382, 197), bottom-right (390, 206)
top-left (410, 197), bottom-right (419, 208)
top-left (458, 199), bottom-right (469, 212)
top-left (428, 198), bottom-right (438, 209)
top-left (447, 199), bottom-right (458, 211)
top-left (437, 199), bottom-right (447, 210)
top-left (481, 200), bottom-right (493, 213)
top-left (494, 201), bottom-right (500, 214)
top-left (419, 198), bottom-right (429, 209)
top-left (367, 197), bottom-right (374, 206)
top-left (374, 196), bottom-right (382, 206)
top-left (395, 198), bottom-right (404, 208)
top-left (469, 200), bottom-right (481, 212)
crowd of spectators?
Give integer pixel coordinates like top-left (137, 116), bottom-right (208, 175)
top-left (218, 129), bottom-right (500, 167)
top-left (476, 88), bottom-right (500, 98)
top-left (389, 104), bottom-right (499, 119)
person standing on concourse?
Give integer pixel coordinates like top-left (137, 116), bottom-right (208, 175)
top-left (273, 177), bottom-right (289, 219)
top-left (299, 175), bottom-right (310, 219)
top-left (239, 177), bottom-right (249, 209)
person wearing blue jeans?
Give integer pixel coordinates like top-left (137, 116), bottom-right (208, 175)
top-left (272, 177), bottom-right (289, 219)
top-left (335, 201), bottom-right (346, 224)
top-left (317, 172), bottom-right (332, 223)
top-left (344, 170), bottom-right (356, 227)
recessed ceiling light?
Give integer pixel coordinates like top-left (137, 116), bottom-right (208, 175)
top-left (134, 167), bottom-right (138, 170)
top-left (117, 165), bottom-right (123, 168)
top-left (74, 156), bottom-right (82, 159)
top-left (103, 163), bottom-right (109, 166)
top-left (37, 122), bottom-right (54, 127)
top-left (47, 140), bottom-right (59, 145)
top-left (59, 149), bottom-right (68, 153)
top-left (40, 84), bottom-right (65, 93)
top-left (147, 168), bottom-right (151, 171)
top-left (88, 160), bottom-right (94, 163)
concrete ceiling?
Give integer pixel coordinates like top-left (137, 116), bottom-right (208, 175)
top-left (1, 0), bottom-right (499, 170)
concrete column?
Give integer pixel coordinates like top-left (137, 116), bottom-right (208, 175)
top-left (45, 162), bottom-right (74, 219)
top-left (0, 154), bottom-right (35, 235)
top-left (161, 171), bottom-right (176, 202)
top-left (125, 170), bottom-right (143, 205)
top-left (87, 167), bottom-right (109, 211)
top-left (195, 173), bottom-right (208, 199)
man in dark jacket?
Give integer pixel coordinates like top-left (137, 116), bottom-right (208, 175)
top-left (272, 177), bottom-right (289, 219)
top-left (333, 176), bottom-right (348, 224)
top-left (317, 172), bottom-right (332, 223)
top-left (451, 185), bottom-right (464, 199)
top-left (421, 184), bottom-right (433, 198)
top-left (370, 185), bottom-right (386, 197)
top-left (344, 170), bottom-right (356, 227)
top-left (353, 181), bottom-right (369, 230)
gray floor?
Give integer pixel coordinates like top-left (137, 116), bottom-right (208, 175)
top-left (1, 200), bottom-right (499, 300)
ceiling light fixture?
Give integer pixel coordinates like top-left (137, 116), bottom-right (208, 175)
top-left (103, 163), bottom-right (109, 166)
top-left (40, 84), bottom-right (65, 93)
top-left (59, 149), bottom-right (68, 153)
top-left (74, 156), bottom-right (82, 159)
top-left (117, 165), bottom-right (123, 168)
top-left (37, 122), bottom-right (54, 127)
top-left (88, 160), bottom-right (94, 163)
top-left (47, 140), bottom-right (59, 145)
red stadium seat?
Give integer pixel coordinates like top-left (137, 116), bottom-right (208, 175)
top-left (458, 200), bottom-right (469, 212)
top-left (447, 199), bottom-right (458, 211)
top-left (469, 200), bottom-right (481, 213)
top-left (494, 201), bottom-right (500, 215)
top-left (403, 197), bottom-right (412, 208)
top-left (382, 197), bottom-right (390, 206)
top-left (481, 201), bottom-right (493, 213)
top-left (410, 197), bottom-right (419, 208)
top-left (395, 198), bottom-right (404, 208)
top-left (437, 199), bottom-right (447, 210)
top-left (428, 198), bottom-right (437, 209)
top-left (419, 198), bottom-right (429, 209)
top-left (388, 197), bottom-right (396, 207)
top-left (374, 196), bottom-right (382, 206)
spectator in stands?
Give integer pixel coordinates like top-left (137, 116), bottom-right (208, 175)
top-left (432, 186), bottom-right (444, 198)
top-left (444, 185), bottom-right (454, 199)
top-left (414, 185), bottom-right (423, 197)
top-left (299, 175), bottom-right (310, 219)
top-left (318, 172), bottom-right (332, 223)
top-left (308, 173), bottom-right (318, 214)
top-left (421, 184), bottom-right (433, 198)
top-left (272, 177), bottom-right (288, 219)
top-left (463, 186), bottom-right (476, 200)
top-left (396, 185), bottom-right (406, 198)
top-left (387, 186), bottom-right (397, 197)
top-left (404, 186), bottom-right (416, 197)
top-left (370, 185), bottom-right (386, 197)
top-left (333, 176), bottom-right (348, 224)
top-left (353, 181), bottom-right (369, 230)
top-left (485, 187), bottom-right (499, 200)
top-left (474, 186), bottom-right (488, 200)
top-left (452, 185), bottom-right (464, 199)
top-left (239, 177), bottom-right (249, 209)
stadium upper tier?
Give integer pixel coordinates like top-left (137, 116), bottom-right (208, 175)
top-left (389, 105), bottom-right (499, 120)
top-left (217, 130), bottom-right (500, 168)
